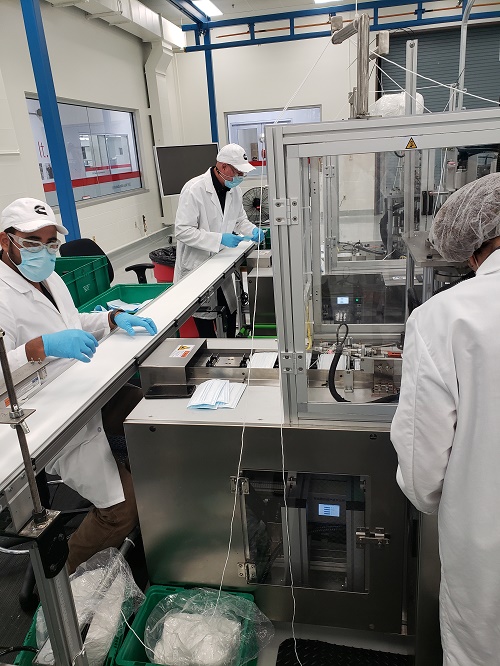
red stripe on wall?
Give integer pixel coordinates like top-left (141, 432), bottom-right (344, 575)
top-left (43, 170), bottom-right (141, 192)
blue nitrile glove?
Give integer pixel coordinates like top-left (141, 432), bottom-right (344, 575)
top-left (114, 312), bottom-right (157, 336)
top-left (252, 227), bottom-right (266, 243)
top-left (42, 330), bottom-right (98, 363)
top-left (221, 233), bottom-right (244, 248)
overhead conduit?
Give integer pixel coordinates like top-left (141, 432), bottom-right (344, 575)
top-left (42, 0), bottom-right (186, 49)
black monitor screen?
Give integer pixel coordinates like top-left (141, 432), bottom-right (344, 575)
top-left (154, 143), bottom-right (219, 196)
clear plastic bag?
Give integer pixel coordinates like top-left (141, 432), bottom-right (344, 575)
top-left (144, 587), bottom-right (274, 666)
top-left (372, 91), bottom-right (425, 116)
top-left (36, 548), bottom-right (144, 666)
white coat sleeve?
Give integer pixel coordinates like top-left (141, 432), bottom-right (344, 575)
top-left (390, 316), bottom-right (457, 514)
top-left (0, 303), bottom-right (29, 373)
top-left (175, 187), bottom-right (222, 254)
top-left (233, 201), bottom-right (256, 237)
top-left (78, 312), bottom-right (110, 341)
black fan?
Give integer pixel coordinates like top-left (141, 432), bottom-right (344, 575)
top-left (242, 186), bottom-right (269, 224)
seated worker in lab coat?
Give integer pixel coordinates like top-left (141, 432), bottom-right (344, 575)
top-left (391, 173), bottom-right (500, 666)
top-left (174, 143), bottom-right (265, 337)
top-left (0, 198), bottom-right (157, 573)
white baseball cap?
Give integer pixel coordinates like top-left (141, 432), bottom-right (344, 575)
top-left (216, 144), bottom-right (255, 174)
top-left (1, 198), bottom-right (68, 235)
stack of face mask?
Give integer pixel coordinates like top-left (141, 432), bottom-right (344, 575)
top-left (187, 379), bottom-right (246, 410)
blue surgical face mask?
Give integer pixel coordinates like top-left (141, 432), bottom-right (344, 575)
top-left (225, 175), bottom-right (244, 188)
top-left (10, 247), bottom-right (56, 282)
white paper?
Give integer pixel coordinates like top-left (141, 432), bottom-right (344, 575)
top-left (248, 352), bottom-right (278, 369)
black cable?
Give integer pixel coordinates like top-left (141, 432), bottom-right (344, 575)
top-left (0, 646), bottom-right (38, 657)
top-left (327, 323), bottom-right (399, 404)
top-left (328, 324), bottom-right (350, 403)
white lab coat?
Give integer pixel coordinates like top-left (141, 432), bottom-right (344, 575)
top-left (174, 168), bottom-right (256, 318)
top-left (0, 260), bottom-right (125, 508)
top-left (391, 250), bottom-right (500, 665)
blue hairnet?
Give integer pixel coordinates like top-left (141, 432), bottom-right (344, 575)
top-left (429, 173), bottom-right (500, 262)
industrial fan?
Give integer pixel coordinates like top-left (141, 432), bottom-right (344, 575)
top-left (242, 186), bottom-right (269, 224)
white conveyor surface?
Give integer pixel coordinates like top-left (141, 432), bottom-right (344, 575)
top-left (0, 242), bottom-right (253, 493)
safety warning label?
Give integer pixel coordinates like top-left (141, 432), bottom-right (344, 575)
top-left (406, 137), bottom-right (418, 149)
top-left (170, 344), bottom-right (195, 358)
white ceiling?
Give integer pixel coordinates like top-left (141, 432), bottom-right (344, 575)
top-left (144, 0), bottom-right (339, 27)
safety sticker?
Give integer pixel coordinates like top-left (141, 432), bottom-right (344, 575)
top-left (405, 137), bottom-right (418, 149)
top-left (170, 344), bottom-right (195, 358)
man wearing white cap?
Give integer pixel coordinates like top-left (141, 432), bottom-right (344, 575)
top-left (174, 143), bottom-right (265, 337)
top-left (0, 197), bottom-right (157, 572)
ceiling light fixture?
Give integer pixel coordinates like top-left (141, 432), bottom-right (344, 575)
top-left (193, 0), bottom-right (223, 17)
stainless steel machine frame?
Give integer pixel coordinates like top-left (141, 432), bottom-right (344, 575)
top-left (265, 107), bottom-right (500, 424)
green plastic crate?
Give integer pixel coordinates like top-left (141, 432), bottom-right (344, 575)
top-left (55, 256), bottom-right (110, 308)
top-left (14, 609), bottom-right (125, 666)
top-left (78, 284), bottom-right (172, 313)
top-left (115, 585), bottom-right (258, 666)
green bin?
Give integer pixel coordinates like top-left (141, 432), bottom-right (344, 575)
top-left (14, 610), bottom-right (125, 666)
top-left (78, 284), bottom-right (172, 313)
top-left (115, 585), bottom-right (258, 666)
top-left (55, 256), bottom-right (110, 308)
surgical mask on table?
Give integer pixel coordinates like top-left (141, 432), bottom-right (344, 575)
top-left (14, 247), bottom-right (56, 282)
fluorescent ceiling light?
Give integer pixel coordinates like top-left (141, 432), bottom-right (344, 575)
top-left (193, 0), bottom-right (223, 17)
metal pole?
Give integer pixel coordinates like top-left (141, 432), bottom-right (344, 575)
top-left (204, 31), bottom-right (219, 144)
top-left (356, 14), bottom-right (370, 118)
top-left (0, 331), bottom-right (45, 522)
top-left (456, 0), bottom-right (477, 111)
top-left (30, 547), bottom-right (87, 666)
top-left (19, 0), bottom-right (80, 240)
top-left (404, 40), bottom-right (418, 319)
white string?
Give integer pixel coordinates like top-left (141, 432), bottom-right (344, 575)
top-left (373, 50), bottom-right (500, 107)
top-left (275, 37), bottom-right (332, 125)
top-left (120, 609), bottom-right (149, 650)
top-left (213, 157), bottom-right (265, 612)
top-left (371, 61), bottom-right (433, 114)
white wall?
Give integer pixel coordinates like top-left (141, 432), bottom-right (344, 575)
top-left (173, 34), bottom-right (365, 145)
top-left (0, 0), bottom-right (166, 252)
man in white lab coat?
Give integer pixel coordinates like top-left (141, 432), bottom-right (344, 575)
top-left (174, 143), bottom-right (265, 337)
top-left (391, 173), bottom-right (500, 665)
top-left (0, 198), bottom-right (157, 573)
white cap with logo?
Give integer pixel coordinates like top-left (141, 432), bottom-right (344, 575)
top-left (216, 144), bottom-right (255, 174)
top-left (1, 198), bottom-right (68, 235)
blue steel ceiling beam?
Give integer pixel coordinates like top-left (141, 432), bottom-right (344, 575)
top-left (20, 0), bottom-right (80, 240)
top-left (182, 1), bottom-right (500, 51)
top-left (167, 0), bottom-right (209, 25)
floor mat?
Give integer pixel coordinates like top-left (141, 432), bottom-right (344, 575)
top-left (276, 638), bottom-right (411, 666)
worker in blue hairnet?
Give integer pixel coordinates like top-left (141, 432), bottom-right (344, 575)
top-left (174, 143), bottom-right (265, 337)
top-left (391, 172), bottom-right (500, 665)
top-left (0, 197), bottom-right (157, 573)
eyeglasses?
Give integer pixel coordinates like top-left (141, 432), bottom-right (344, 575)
top-left (221, 164), bottom-right (246, 178)
top-left (8, 233), bottom-right (61, 255)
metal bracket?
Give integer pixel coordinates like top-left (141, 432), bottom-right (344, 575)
top-left (230, 476), bottom-right (249, 495)
top-left (356, 526), bottom-right (390, 547)
top-left (237, 561), bottom-right (257, 583)
top-left (273, 198), bottom-right (299, 225)
top-left (199, 287), bottom-right (216, 306)
top-left (280, 352), bottom-right (306, 375)
top-left (0, 408), bottom-right (35, 427)
top-left (324, 166), bottom-right (336, 178)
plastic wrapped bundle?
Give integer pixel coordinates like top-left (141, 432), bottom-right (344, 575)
top-left (372, 91), bottom-right (425, 116)
top-left (36, 548), bottom-right (145, 666)
top-left (144, 587), bottom-right (274, 666)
